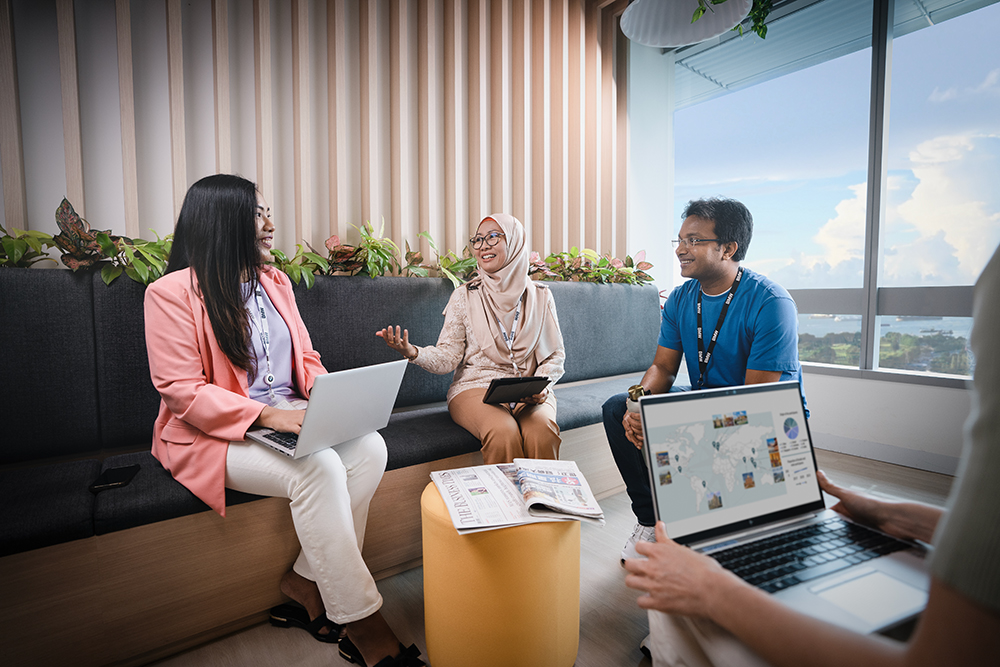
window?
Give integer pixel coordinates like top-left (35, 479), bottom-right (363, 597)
top-left (668, 0), bottom-right (997, 381)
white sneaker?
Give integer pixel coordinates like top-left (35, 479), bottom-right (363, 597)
top-left (639, 633), bottom-right (651, 659)
top-left (620, 523), bottom-right (656, 565)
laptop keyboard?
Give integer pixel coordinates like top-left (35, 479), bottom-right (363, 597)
top-left (707, 516), bottom-right (911, 593)
top-left (262, 431), bottom-right (298, 449)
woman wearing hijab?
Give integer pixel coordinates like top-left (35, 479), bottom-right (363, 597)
top-left (377, 214), bottom-right (565, 463)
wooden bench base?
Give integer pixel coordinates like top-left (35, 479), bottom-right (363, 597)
top-left (0, 425), bottom-right (622, 666)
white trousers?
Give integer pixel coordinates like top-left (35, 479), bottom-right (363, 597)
top-left (648, 610), bottom-right (771, 667)
top-left (225, 430), bottom-right (387, 624)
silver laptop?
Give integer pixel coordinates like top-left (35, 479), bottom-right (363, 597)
top-left (247, 359), bottom-right (408, 459)
top-left (639, 381), bottom-right (930, 634)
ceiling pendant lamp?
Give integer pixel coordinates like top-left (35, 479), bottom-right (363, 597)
top-left (620, 0), bottom-right (753, 48)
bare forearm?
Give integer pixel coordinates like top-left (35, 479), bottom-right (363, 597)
top-left (710, 577), bottom-right (906, 667)
top-left (878, 501), bottom-right (943, 544)
top-left (640, 365), bottom-right (676, 395)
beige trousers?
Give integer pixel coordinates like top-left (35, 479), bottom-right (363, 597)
top-left (449, 387), bottom-right (561, 464)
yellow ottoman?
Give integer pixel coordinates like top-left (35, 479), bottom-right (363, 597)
top-left (421, 482), bottom-right (580, 667)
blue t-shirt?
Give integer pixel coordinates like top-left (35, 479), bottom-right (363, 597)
top-left (659, 268), bottom-right (804, 394)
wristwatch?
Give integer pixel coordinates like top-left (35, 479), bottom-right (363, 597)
top-left (626, 384), bottom-right (647, 413)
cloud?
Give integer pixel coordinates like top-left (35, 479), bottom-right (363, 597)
top-left (753, 133), bottom-right (1000, 289)
top-left (973, 68), bottom-right (999, 94)
top-left (929, 86), bottom-right (958, 102)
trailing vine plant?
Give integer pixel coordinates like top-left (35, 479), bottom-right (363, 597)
top-left (693, 0), bottom-right (773, 39)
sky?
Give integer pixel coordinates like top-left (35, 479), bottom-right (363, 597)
top-left (672, 1), bottom-right (1000, 290)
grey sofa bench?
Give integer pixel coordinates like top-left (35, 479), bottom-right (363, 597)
top-left (0, 268), bottom-right (659, 665)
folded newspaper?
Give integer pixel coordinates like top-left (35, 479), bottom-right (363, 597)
top-left (430, 458), bottom-right (605, 533)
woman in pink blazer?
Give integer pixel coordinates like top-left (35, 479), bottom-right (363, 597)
top-left (145, 174), bottom-right (422, 667)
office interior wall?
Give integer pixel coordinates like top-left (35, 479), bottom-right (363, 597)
top-left (0, 0), bottom-right (633, 263)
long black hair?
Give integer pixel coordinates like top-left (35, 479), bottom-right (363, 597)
top-left (166, 174), bottom-right (262, 374)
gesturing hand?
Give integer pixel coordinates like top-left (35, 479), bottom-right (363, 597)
top-left (376, 325), bottom-right (418, 360)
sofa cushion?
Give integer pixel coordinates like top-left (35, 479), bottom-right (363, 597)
top-left (381, 406), bottom-right (480, 470)
top-left (92, 274), bottom-right (161, 448)
top-left (0, 269), bottom-right (101, 463)
top-left (553, 373), bottom-right (645, 431)
top-left (0, 459), bottom-right (101, 556)
top-left (295, 276), bottom-right (455, 407)
top-left (546, 281), bottom-right (660, 384)
top-left (93, 452), bottom-right (264, 535)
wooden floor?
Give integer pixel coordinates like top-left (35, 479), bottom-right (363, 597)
top-left (152, 450), bottom-right (953, 667)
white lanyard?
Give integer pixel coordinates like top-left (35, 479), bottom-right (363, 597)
top-left (494, 297), bottom-right (523, 376)
top-left (251, 287), bottom-right (276, 401)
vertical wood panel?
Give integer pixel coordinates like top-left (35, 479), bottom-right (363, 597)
top-left (56, 0), bottom-right (84, 215)
top-left (442, 0), bottom-right (467, 252)
top-left (488, 0), bottom-right (506, 214)
top-left (291, 0), bottom-right (312, 243)
top-left (549, 0), bottom-right (565, 251)
top-left (510, 0), bottom-right (526, 230)
top-left (211, 0), bottom-right (231, 174)
top-left (115, 0), bottom-right (139, 237)
top-left (166, 0), bottom-right (186, 218)
top-left (599, 1), bottom-right (616, 255)
top-left (0, 0), bottom-right (26, 228)
top-left (418, 0), bottom-right (444, 255)
top-left (613, 2), bottom-right (628, 258)
top-left (530, 0), bottom-right (548, 255)
top-left (254, 0), bottom-right (273, 201)
top-left (566, 0), bottom-right (583, 250)
top-left (467, 0), bottom-right (489, 223)
top-left (584, 0), bottom-right (599, 251)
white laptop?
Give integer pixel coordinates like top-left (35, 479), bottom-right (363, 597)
top-left (639, 381), bottom-right (930, 635)
top-left (247, 359), bottom-right (408, 459)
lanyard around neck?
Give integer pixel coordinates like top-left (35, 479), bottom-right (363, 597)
top-left (251, 287), bottom-right (277, 401)
top-left (696, 266), bottom-right (744, 389)
top-left (493, 295), bottom-right (523, 376)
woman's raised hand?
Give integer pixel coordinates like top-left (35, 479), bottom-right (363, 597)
top-left (376, 325), bottom-right (418, 360)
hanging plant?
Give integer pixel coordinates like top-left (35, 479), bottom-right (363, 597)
top-left (693, 0), bottom-right (773, 39)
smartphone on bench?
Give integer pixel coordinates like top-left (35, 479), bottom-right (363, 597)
top-left (90, 464), bottom-right (141, 493)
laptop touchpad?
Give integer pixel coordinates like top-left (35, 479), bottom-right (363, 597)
top-left (814, 571), bottom-right (928, 627)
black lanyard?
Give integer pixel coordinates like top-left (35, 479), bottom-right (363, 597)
top-left (696, 266), bottom-right (744, 389)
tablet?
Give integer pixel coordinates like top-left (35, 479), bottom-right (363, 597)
top-left (482, 376), bottom-right (550, 404)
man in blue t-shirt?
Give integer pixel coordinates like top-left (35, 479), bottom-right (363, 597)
top-left (605, 197), bottom-right (805, 564)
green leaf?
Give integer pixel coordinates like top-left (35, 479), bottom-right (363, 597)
top-left (96, 232), bottom-right (116, 256)
top-left (692, 6), bottom-right (706, 23)
top-left (303, 252), bottom-right (330, 272)
top-left (133, 258), bottom-right (150, 282)
top-left (271, 248), bottom-right (289, 263)
top-left (302, 268), bottom-right (315, 289)
top-left (101, 263), bottom-right (123, 285)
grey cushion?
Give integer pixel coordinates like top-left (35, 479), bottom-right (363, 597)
top-left (553, 374), bottom-right (645, 431)
top-left (0, 459), bottom-right (101, 556)
top-left (295, 276), bottom-right (455, 407)
top-left (92, 273), bottom-right (161, 448)
top-left (381, 406), bottom-right (481, 470)
top-left (93, 452), bottom-right (263, 535)
top-left (0, 269), bottom-right (101, 463)
top-left (546, 281), bottom-right (660, 383)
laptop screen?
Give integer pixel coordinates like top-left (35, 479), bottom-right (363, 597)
top-left (639, 381), bottom-right (824, 545)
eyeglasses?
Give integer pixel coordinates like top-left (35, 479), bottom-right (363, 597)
top-left (470, 231), bottom-right (506, 249)
top-left (671, 237), bottom-right (725, 249)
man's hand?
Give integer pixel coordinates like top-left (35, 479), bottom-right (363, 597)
top-left (623, 409), bottom-right (644, 448)
top-left (624, 522), bottom-right (743, 618)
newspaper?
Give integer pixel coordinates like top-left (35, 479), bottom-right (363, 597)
top-left (430, 458), bottom-right (605, 534)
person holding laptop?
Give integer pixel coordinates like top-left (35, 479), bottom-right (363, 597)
top-left (144, 174), bottom-right (423, 667)
top-left (606, 197), bottom-right (804, 563)
top-left (376, 214), bottom-right (565, 464)
top-left (623, 243), bottom-right (1000, 667)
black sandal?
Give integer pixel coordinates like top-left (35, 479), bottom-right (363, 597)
top-left (339, 637), bottom-right (425, 666)
top-left (269, 603), bottom-right (345, 644)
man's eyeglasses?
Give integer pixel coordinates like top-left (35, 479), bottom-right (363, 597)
top-left (470, 231), bottom-right (506, 249)
top-left (671, 237), bottom-right (725, 249)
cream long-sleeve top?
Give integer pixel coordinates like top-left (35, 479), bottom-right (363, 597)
top-left (411, 283), bottom-right (566, 403)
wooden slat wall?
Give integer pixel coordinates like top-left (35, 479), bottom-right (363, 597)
top-left (2, 0), bottom-right (630, 260)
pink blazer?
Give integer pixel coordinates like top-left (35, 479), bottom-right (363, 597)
top-left (144, 266), bottom-right (326, 515)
